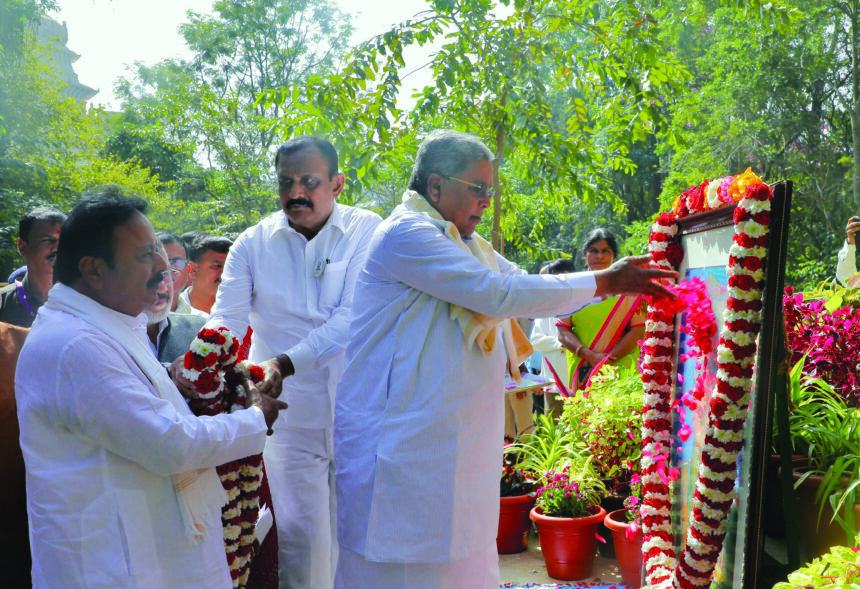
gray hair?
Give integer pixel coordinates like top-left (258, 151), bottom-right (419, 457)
top-left (407, 130), bottom-right (494, 197)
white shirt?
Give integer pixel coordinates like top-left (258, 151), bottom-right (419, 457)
top-left (178, 289), bottom-right (209, 318)
top-left (334, 209), bottom-right (598, 563)
top-left (836, 241), bottom-right (860, 288)
top-left (529, 315), bottom-right (569, 393)
top-left (16, 297), bottom-right (267, 589)
top-left (208, 203), bottom-right (382, 428)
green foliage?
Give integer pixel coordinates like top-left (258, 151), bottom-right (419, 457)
top-left (559, 364), bottom-right (644, 489)
top-left (505, 412), bottom-right (581, 477)
top-left (772, 537), bottom-right (860, 588)
top-left (788, 359), bottom-right (860, 541)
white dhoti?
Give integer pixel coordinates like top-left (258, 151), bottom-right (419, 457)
top-left (334, 543), bottom-right (500, 589)
top-left (264, 424), bottom-right (337, 589)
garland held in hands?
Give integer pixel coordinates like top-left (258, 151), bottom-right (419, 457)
top-left (640, 170), bottom-right (773, 589)
top-left (183, 326), bottom-right (267, 589)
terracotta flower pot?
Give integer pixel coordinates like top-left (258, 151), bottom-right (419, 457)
top-left (530, 504), bottom-right (606, 580)
top-left (787, 468), bottom-right (860, 561)
top-left (604, 509), bottom-right (643, 588)
top-left (597, 492), bottom-right (626, 557)
top-left (497, 494), bottom-right (536, 554)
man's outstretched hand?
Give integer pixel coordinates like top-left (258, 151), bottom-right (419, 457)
top-left (245, 382), bottom-right (288, 435)
top-left (593, 255), bottom-right (678, 300)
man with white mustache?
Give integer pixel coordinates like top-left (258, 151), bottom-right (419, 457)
top-left (144, 247), bottom-right (205, 364)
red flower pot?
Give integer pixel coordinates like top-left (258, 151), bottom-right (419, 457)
top-left (604, 509), bottom-right (643, 588)
top-left (497, 494), bottom-right (536, 554)
top-left (530, 505), bottom-right (606, 580)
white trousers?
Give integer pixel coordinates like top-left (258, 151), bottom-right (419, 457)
top-left (334, 543), bottom-right (500, 589)
top-left (264, 425), bottom-right (337, 589)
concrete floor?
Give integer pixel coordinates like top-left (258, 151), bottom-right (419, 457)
top-left (499, 529), bottom-right (628, 586)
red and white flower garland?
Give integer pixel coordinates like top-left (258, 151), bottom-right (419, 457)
top-left (183, 327), bottom-right (267, 589)
top-left (640, 181), bottom-right (773, 589)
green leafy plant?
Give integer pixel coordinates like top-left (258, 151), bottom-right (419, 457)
top-left (788, 358), bottom-right (860, 541)
top-left (559, 364), bottom-right (644, 494)
top-left (773, 536), bottom-right (860, 588)
top-left (501, 435), bottom-right (538, 498)
top-left (505, 412), bottom-right (581, 478)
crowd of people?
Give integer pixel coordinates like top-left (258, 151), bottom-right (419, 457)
top-left (1, 130), bottom-right (678, 589)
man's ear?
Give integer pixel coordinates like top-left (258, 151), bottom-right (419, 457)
top-left (332, 173), bottom-right (346, 199)
top-left (16, 238), bottom-right (27, 257)
top-left (187, 261), bottom-right (199, 281)
top-left (426, 173), bottom-right (443, 205)
top-left (78, 256), bottom-right (104, 290)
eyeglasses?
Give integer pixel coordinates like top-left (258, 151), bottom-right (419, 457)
top-left (278, 175), bottom-right (323, 192)
top-left (168, 257), bottom-right (188, 274)
top-left (441, 175), bottom-right (495, 200)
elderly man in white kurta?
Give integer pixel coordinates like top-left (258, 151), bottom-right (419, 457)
top-left (334, 130), bottom-right (676, 588)
top-left (16, 191), bottom-right (286, 589)
top-left (207, 136), bottom-right (382, 589)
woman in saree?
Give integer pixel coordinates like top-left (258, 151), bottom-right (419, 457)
top-left (557, 229), bottom-right (646, 391)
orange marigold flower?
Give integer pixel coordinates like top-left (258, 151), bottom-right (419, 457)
top-left (728, 167), bottom-right (762, 202)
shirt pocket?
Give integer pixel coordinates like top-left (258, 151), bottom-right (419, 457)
top-left (319, 261), bottom-right (348, 310)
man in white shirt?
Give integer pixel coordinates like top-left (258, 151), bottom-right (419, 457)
top-left (206, 136), bottom-right (382, 589)
top-left (182, 234), bottom-right (233, 317)
top-left (333, 130), bottom-right (676, 588)
top-left (836, 216), bottom-right (860, 288)
top-left (15, 189), bottom-right (286, 589)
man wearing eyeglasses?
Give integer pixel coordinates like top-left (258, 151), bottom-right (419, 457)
top-left (333, 129), bottom-right (677, 588)
top-left (154, 232), bottom-right (193, 313)
top-left (198, 136), bottom-right (382, 589)
top-left (144, 237), bottom-right (206, 363)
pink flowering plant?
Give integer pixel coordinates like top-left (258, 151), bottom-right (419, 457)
top-left (783, 285), bottom-right (860, 406)
top-left (534, 457), bottom-right (606, 518)
top-left (622, 473), bottom-right (643, 540)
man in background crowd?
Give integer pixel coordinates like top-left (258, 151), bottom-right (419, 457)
top-left (0, 207), bottom-right (66, 327)
top-left (206, 136), bottom-right (382, 589)
top-left (156, 231), bottom-right (194, 313)
top-left (836, 215), bottom-right (860, 288)
top-left (181, 234), bottom-right (232, 317)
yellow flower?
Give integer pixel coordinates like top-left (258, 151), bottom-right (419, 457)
top-left (728, 167), bottom-right (763, 202)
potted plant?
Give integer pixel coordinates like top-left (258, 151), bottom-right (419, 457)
top-left (529, 455), bottom-right (607, 580)
top-left (786, 367), bottom-right (860, 560)
top-left (560, 364), bottom-right (643, 554)
top-left (497, 435), bottom-right (538, 554)
top-left (603, 474), bottom-right (644, 588)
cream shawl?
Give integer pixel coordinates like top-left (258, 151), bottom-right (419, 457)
top-left (46, 283), bottom-right (227, 543)
top-left (395, 190), bottom-right (533, 380)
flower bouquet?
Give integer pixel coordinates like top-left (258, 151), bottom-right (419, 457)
top-left (182, 326), bottom-right (267, 588)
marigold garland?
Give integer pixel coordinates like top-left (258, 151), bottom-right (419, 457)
top-left (640, 176), bottom-right (773, 589)
top-left (183, 326), bottom-right (267, 589)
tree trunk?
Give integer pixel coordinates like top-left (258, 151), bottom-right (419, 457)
top-left (492, 123), bottom-right (505, 253)
top-left (852, 0), bottom-right (860, 209)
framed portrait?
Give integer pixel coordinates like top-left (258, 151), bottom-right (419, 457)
top-left (668, 181), bottom-right (792, 588)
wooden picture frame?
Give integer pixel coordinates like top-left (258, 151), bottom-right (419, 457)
top-left (669, 181), bottom-right (792, 588)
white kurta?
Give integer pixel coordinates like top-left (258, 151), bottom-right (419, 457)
top-left (16, 299), bottom-right (267, 589)
top-left (836, 240), bottom-right (860, 288)
top-left (334, 209), bottom-right (598, 567)
top-left (208, 203), bottom-right (381, 589)
top-left (209, 203), bottom-right (382, 427)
